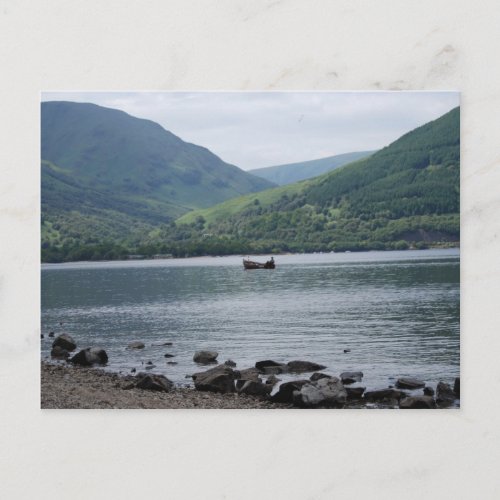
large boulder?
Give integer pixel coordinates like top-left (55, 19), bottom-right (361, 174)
top-left (235, 379), bottom-right (271, 397)
top-left (454, 377), bottom-right (460, 398)
top-left (396, 377), bottom-right (426, 390)
top-left (364, 389), bottom-right (404, 403)
top-left (270, 380), bottom-right (309, 404)
top-left (255, 360), bottom-right (288, 374)
top-left (70, 348), bottom-right (108, 366)
top-left (192, 364), bottom-right (236, 393)
top-left (436, 381), bottom-right (456, 407)
top-left (238, 368), bottom-right (261, 381)
top-left (127, 341), bottom-right (145, 349)
top-left (52, 334), bottom-right (77, 352)
top-left (135, 373), bottom-right (173, 392)
top-left (293, 377), bottom-right (347, 408)
top-left (193, 350), bottom-right (218, 364)
top-left (346, 386), bottom-right (365, 400)
top-left (50, 345), bottom-right (70, 360)
top-left (265, 374), bottom-right (280, 387)
top-left (287, 360), bottom-right (327, 373)
top-left (310, 372), bottom-right (331, 382)
top-left (399, 396), bottom-right (436, 409)
top-left (340, 371), bottom-right (363, 384)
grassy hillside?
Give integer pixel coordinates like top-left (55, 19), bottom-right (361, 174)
top-left (171, 107), bottom-right (459, 255)
top-left (249, 150), bottom-right (375, 185)
top-left (41, 101), bottom-right (274, 259)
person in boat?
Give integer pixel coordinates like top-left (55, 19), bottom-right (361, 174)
top-left (265, 256), bottom-right (275, 268)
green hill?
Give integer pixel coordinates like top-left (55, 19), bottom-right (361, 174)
top-left (41, 101), bottom-right (274, 260)
top-left (172, 107), bottom-right (459, 255)
top-left (249, 150), bottom-right (376, 185)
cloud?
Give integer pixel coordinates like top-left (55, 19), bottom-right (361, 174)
top-left (41, 91), bottom-right (459, 170)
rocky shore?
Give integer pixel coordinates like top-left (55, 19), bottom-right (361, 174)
top-left (41, 334), bottom-right (460, 409)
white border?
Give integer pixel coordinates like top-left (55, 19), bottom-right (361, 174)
top-left (1, 1), bottom-right (499, 498)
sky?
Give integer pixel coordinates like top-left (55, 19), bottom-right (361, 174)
top-left (41, 91), bottom-right (459, 171)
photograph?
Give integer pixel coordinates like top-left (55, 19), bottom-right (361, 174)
top-left (40, 91), bottom-right (460, 409)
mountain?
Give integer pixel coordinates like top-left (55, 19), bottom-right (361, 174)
top-left (41, 101), bottom-right (274, 258)
top-left (249, 150), bottom-right (376, 185)
top-left (173, 107), bottom-right (459, 255)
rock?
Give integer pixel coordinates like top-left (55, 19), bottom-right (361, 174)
top-left (343, 349), bottom-right (351, 353)
top-left (146, 361), bottom-right (153, 365)
top-left (51, 345), bottom-right (70, 360)
top-left (192, 364), bottom-right (236, 393)
top-left (238, 368), bottom-right (261, 381)
top-left (167, 361), bottom-right (178, 365)
top-left (236, 379), bottom-right (271, 397)
top-left (131, 368), bottom-right (136, 373)
top-left (436, 381), bottom-right (456, 407)
top-left (310, 372), bottom-right (332, 382)
top-left (152, 342), bottom-right (173, 346)
top-left (346, 386), bottom-right (365, 399)
top-left (193, 350), bottom-right (218, 364)
top-left (287, 360), bottom-right (327, 373)
top-left (48, 332), bottom-right (55, 338)
top-left (399, 396), bottom-right (436, 409)
top-left (135, 373), bottom-right (173, 392)
top-left (70, 348), bottom-right (108, 366)
top-left (41, 334), bottom-right (44, 339)
top-left (164, 354), bottom-right (175, 358)
top-left (271, 380), bottom-right (309, 404)
top-left (364, 389), bottom-right (404, 403)
top-left (423, 386), bottom-right (435, 396)
top-left (255, 360), bottom-right (282, 371)
top-left (127, 341), bottom-right (145, 349)
top-left (224, 359), bottom-right (237, 367)
top-left (52, 334), bottom-right (77, 352)
top-left (340, 371), bottom-right (363, 384)
top-left (294, 377), bottom-right (347, 408)
top-left (265, 374), bottom-right (280, 386)
top-left (454, 377), bottom-right (460, 397)
top-left (396, 377), bottom-right (425, 390)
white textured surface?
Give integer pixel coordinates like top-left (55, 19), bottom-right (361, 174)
top-left (1, 1), bottom-right (500, 498)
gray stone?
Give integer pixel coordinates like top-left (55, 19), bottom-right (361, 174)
top-left (255, 360), bottom-right (283, 371)
top-left (236, 379), bottom-right (271, 397)
top-left (193, 350), bottom-right (218, 364)
top-left (127, 341), bottom-right (145, 349)
top-left (287, 360), bottom-right (327, 373)
top-left (346, 386), bottom-right (365, 399)
top-left (340, 371), bottom-right (363, 384)
top-left (399, 396), bottom-right (436, 409)
top-left (436, 381), bottom-right (456, 407)
top-left (48, 332), bottom-right (55, 338)
top-left (192, 364), bottom-right (236, 393)
top-left (70, 347), bottom-right (108, 366)
top-left (265, 374), bottom-right (280, 386)
top-left (51, 345), bottom-right (70, 360)
top-left (364, 389), bottom-right (404, 403)
top-left (164, 354), bottom-right (175, 358)
top-left (167, 361), bottom-right (177, 365)
top-left (294, 377), bottom-right (347, 408)
top-left (423, 386), bottom-right (435, 397)
top-left (310, 372), bottom-right (332, 382)
top-left (271, 380), bottom-right (309, 404)
top-left (52, 334), bottom-right (77, 352)
top-left (396, 377), bottom-right (426, 390)
top-left (224, 359), bottom-right (237, 367)
top-left (238, 368), bottom-right (261, 381)
top-left (135, 373), bottom-right (173, 392)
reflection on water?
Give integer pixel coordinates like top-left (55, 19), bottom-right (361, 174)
top-left (41, 249), bottom-right (460, 390)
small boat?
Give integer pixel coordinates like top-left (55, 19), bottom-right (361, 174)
top-left (243, 257), bottom-right (275, 270)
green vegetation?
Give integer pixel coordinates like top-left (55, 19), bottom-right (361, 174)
top-left (249, 150), bottom-right (376, 185)
top-left (41, 105), bottom-right (460, 262)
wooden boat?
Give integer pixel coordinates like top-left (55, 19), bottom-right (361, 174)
top-left (243, 257), bottom-right (275, 269)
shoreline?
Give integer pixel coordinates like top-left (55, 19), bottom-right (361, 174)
top-left (41, 362), bottom-right (291, 409)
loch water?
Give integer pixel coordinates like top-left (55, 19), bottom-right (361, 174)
top-left (41, 249), bottom-right (460, 391)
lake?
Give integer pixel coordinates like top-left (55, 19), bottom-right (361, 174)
top-left (41, 249), bottom-right (460, 391)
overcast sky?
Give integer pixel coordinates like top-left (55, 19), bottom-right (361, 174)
top-left (41, 91), bottom-right (459, 171)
